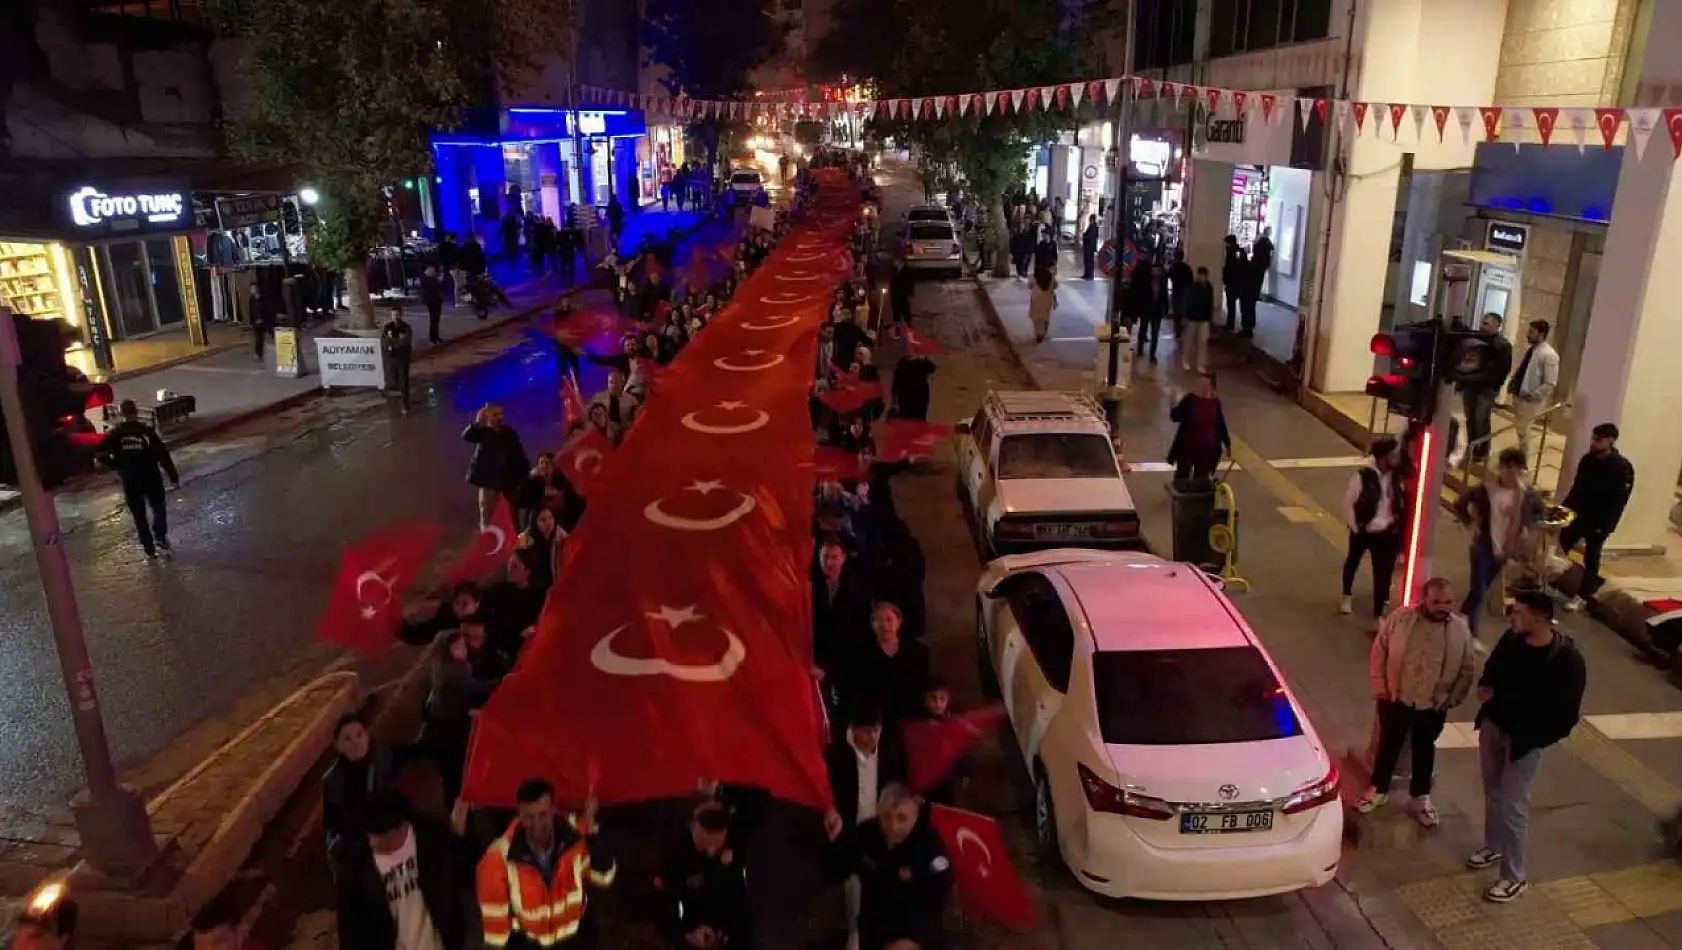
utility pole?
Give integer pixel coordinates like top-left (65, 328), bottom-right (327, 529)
top-left (1099, 5), bottom-right (1138, 435)
top-left (0, 311), bottom-right (156, 879)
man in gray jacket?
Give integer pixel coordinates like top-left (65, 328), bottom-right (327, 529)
top-left (1356, 577), bottom-right (1476, 827)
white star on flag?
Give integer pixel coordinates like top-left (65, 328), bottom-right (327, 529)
top-left (717, 401), bottom-right (745, 410)
top-left (648, 605), bottom-right (703, 628)
top-left (688, 480), bottom-right (725, 495)
top-left (360, 605), bottom-right (378, 621)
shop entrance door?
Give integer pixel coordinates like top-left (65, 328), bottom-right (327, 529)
top-left (102, 242), bottom-right (156, 339)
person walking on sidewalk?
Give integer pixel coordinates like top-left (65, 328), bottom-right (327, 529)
top-left (1507, 319), bottom-right (1559, 464)
top-left (463, 402), bottom-right (530, 530)
top-left (889, 257), bottom-right (914, 334)
top-left (97, 399), bottom-right (180, 559)
top-left (1355, 578), bottom-right (1475, 828)
top-left (1221, 235), bottom-right (1246, 332)
top-left (1340, 437), bottom-right (1406, 620)
top-left (1028, 267), bottom-right (1058, 344)
top-left (1452, 448), bottom-right (1543, 635)
top-left (1167, 373), bottom-right (1230, 482)
top-left (381, 304), bottom-right (414, 414)
top-left (249, 281), bottom-right (270, 362)
top-left (421, 266), bottom-right (445, 344)
top-left (1081, 214), bottom-right (1100, 280)
top-left (1460, 313), bottom-right (1512, 464)
top-left (1468, 589), bottom-right (1586, 903)
top-left (1181, 266), bottom-right (1215, 373)
top-left (439, 232), bottom-right (462, 304)
top-left (1167, 249), bottom-right (1193, 337)
top-left (1558, 422), bottom-right (1634, 612)
top-left (1128, 262), bottom-right (1164, 364)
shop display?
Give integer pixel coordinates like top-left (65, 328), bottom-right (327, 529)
top-left (1228, 167), bottom-right (1269, 250)
top-left (0, 242), bottom-right (67, 323)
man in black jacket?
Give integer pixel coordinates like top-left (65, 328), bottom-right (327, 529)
top-left (1180, 266), bottom-right (1215, 374)
top-left (1459, 312), bottom-right (1513, 463)
top-left (1467, 591), bottom-right (1585, 904)
top-left (823, 783), bottom-right (952, 950)
top-left (381, 304), bottom-right (414, 414)
top-left (655, 801), bottom-right (755, 949)
top-left (463, 402), bottom-right (530, 530)
top-left (824, 703), bottom-right (910, 950)
top-left (814, 541), bottom-right (875, 692)
top-left (888, 258), bottom-right (914, 334)
top-left (337, 791), bottom-right (472, 950)
top-left (97, 399), bottom-right (179, 558)
top-left (1558, 422), bottom-right (1635, 611)
top-left (323, 713), bottom-right (402, 868)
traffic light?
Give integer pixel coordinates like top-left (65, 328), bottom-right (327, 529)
top-left (1438, 327), bottom-right (1506, 388)
top-left (1366, 322), bottom-right (1441, 422)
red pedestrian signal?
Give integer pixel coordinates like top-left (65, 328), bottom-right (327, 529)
top-left (1365, 323), bottom-right (1441, 422)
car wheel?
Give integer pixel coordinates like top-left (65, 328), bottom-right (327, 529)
top-left (976, 601), bottom-right (1000, 701)
top-left (1034, 764), bottom-right (1063, 868)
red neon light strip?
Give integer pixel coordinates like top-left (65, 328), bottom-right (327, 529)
top-left (1401, 427), bottom-right (1435, 608)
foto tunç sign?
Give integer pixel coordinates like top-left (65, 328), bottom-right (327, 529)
top-left (59, 180), bottom-right (194, 239)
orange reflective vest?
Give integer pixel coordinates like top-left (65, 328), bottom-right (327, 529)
top-left (477, 815), bottom-right (617, 947)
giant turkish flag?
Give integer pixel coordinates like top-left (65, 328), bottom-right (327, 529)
top-left (462, 173), bottom-right (861, 810)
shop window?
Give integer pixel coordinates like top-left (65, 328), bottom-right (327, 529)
top-left (145, 239), bottom-right (186, 328)
top-left (1246, 0), bottom-right (1282, 52)
top-left (1209, 0), bottom-right (1239, 58)
top-left (103, 243), bottom-right (155, 339)
top-left (1285, 0), bottom-right (1332, 42)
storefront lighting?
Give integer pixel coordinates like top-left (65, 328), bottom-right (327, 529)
top-left (48, 244), bottom-right (82, 330)
top-left (299, 187), bottom-right (320, 205)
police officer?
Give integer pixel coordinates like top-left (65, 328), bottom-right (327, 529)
top-left (824, 783), bottom-right (952, 950)
top-left (97, 399), bottom-right (179, 558)
top-left (655, 800), bottom-right (754, 949)
top-left (381, 303), bottom-right (414, 414)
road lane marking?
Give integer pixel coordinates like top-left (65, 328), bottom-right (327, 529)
top-left (1226, 436), bottom-right (1349, 549)
top-left (1583, 711), bottom-right (1682, 740)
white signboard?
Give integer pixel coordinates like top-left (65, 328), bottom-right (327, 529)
top-left (315, 337), bottom-right (385, 388)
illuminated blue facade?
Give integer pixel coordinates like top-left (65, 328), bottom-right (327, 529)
top-left (429, 106), bottom-right (649, 244)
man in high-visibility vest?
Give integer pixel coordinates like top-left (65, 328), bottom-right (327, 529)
top-left (477, 778), bottom-right (617, 948)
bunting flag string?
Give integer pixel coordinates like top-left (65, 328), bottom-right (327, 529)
top-left (591, 75), bottom-right (1672, 162)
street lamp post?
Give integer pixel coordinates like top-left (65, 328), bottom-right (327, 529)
top-left (1100, 9), bottom-right (1139, 436)
top-left (0, 311), bottom-right (157, 879)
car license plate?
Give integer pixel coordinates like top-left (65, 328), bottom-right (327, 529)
top-left (1180, 810), bottom-right (1274, 835)
top-left (1033, 523), bottom-right (1093, 541)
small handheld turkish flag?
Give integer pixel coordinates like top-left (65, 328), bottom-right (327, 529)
top-left (317, 523), bottom-right (442, 656)
top-left (561, 375), bottom-right (588, 430)
top-left (818, 380), bottom-right (883, 415)
top-left (902, 327), bottom-right (946, 356)
top-left (903, 706), bottom-right (1006, 794)
top-left (557, 427), bottom-right (613, 496)
top-left (929, 805), bottom-right (1038, 931)
top-left (448, 499), bottom-right (517, 584)
top-left (806, 446), bottom-right (869, 483)
top-left (875, 420), bottom-right (953, 462)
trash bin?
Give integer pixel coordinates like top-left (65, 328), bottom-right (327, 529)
top-left (1167, 478), bottom-right (1217, 566)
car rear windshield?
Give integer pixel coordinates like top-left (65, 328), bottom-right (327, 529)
top-left (909, 224), bottom-right (954, 242)
top-left (996, 433), bottom-right (1117, 479)
top-left (1092, 647), bottom-right (1302, 745)
top-left (731, 172), bottom-right (760, 183)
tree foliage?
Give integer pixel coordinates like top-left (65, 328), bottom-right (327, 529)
top-left (641, 0), bottom-right (782, 177)
top-left (208, 0), bottom-right (570, 322)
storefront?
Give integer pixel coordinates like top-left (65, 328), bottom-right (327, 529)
top-left (1126, 129), bottom-right (1188, 260)
top-left (0, 177), bottom-right (206, 377)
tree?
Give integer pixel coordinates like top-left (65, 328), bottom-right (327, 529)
top-left (641, 0), bottom-right (784, 184)
top-left (208, 0), bottom-right (570, 329)
top-left (817, 0), bottom-right (1084, 275)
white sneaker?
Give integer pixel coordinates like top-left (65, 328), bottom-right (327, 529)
top-left (1411, 795), bottom-right (1440, 828)
top-left (1564, 596), bottom-right (1586, 612)
top-left (1338, 595), bottom-right (1354, 615)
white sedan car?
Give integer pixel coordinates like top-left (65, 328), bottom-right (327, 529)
top-left (975, 549), bottom-right (1343, 901)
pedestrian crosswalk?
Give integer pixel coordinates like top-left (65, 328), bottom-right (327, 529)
top-left (1436, 712), bottom-right (1682, 749)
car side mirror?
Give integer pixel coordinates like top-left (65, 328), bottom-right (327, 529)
top-left (953, 421), bottom-right (971, 436)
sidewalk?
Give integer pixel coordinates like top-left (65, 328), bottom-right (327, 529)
top-left (968, 268), bottom-right (1682, 950)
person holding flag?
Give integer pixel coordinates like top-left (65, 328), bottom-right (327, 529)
top-left (823, 783), bottom-right (952, 950)
top-left (477, 777), bottom-right (616, 949)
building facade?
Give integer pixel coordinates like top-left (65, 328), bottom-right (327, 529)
top-left (1121, 0), bottom-right (1681, 551)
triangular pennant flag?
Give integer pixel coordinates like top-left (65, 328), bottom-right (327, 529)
top-left (1027, 87), bottom-right (1045, 111)
top-left (1351, 101), bottom-right (1369, 134)
top-left (932, 96), bottom-right (945, 119)
top-left (957, 94), bottom-right (971, 117)
top-left (1087, 80), bottom-right (1104, 105)
top-left (1069, 82), bottom-right (1084, 108)
top-left (971, 93), bottom-right (985, 116)
top-left (1389, 103), bottom-right (1407, 139)
top-left (1180, 85), bottom-right (1201, 110)
top-left (1205, 86), bottom-right (1222, 117)
top-left (1477, 106), bottom-right (1502, 142)
top-left (984, 91), bottom-right (999, 115)
top-left (1594, 107), bottom-right (1624, 150)
top-left (1410, 104), bottom-right (1427, 142)
top-left (1503, 107), bottom-right (1529, 150)
top-left (1335, 99), bottom-right (1353, 133)
top-left (1105, 77), bottom-right (1122, 104)
top-left (1161, 81), bottom-right (1178, 105)
top-left (1315, 97), bottom-right (1330, 127)
top-left (1628, 108), bottom-right (1658, 159)
top-left (863, 101), bottom-right (877, 121)
top-left (1132, 77), bottom-right (1153, 100)
top-left (946, 95), bottom-right (959, 117)
top-left (1665, 107), bottom-right (1682, 158)
top-left (1565, 108), bottom-right (1591, 152)
top-left (1231, 90), bottom-right (1247, 119)
top-left (1296, 96), bottom-right (1313, 131)
top-left (1060, 84), bottom-right (1076, 109)
top-left (1038, 86), bottom-right (1057, 110)
top-left (1532, 107), bottom-right (1560, 147)
top-left (1259, 92), bottom-right (1276, 124)
top-left (1010, 88), bottom-right (1027, 113)
top-left (1430, 105), bottom-right (1451, 142)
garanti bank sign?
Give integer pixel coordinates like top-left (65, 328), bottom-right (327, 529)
top-left (60, 181), bottom-right (194, 239)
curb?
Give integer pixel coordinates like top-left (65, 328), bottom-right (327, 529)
top-left (71, 671), bottom-right (359, 941)
top-left (965, 273), bottom-right (1045, 390)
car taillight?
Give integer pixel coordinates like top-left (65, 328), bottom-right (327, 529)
top-left (1092, 519), bottom-right (1139, 539)
top-left (1281, 763), bottom-right (1341, 815)
top-left (1078, 763), bottom-right (1173, 820)
top-left (995, 520), bottom-right (1034, 539)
